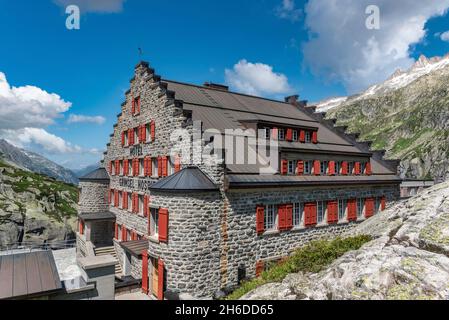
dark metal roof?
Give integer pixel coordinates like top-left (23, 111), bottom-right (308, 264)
top-left (0, 251), bottom-right (62, 300)
top-left (227, 174), bottom-right (402, 188)
top-left (120, 240), bottom-right (149, 257)
top-left (78, 211), bottom-right (115, 221)
top-left (150, 166), bottom-right (218, 192)
top-left (79, 167), bottom-right (110, 182)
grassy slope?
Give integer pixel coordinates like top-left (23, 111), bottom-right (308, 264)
top-left (326, 70), bottom-right (449, 180)
top-left (227, 235), bottom-right (371, 300)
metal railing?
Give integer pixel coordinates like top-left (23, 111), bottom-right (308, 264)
top-left (0, 239), bottom-right (77, 255)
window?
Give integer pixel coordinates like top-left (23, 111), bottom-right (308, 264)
top-left (152, 158), bottom-right (158, 177)
top-left (133, 97), bottom-right (140, 114)
top-left (357, 198), bottom-right (364, 218)
top-left (168, 157), bottom-right (175, 175)
top-left (264, 204), bottom-right (277, 231)
top-left (118, 191), bottom-right (122, 208)
top-left (375, 197), bottom-right (381, 214)
top-left (150, 208), bottom-right (159, 237)
top-left (138, 195), bottom-right (144, 215)
top-left (304, 160), bottom-right (312, 175)
top-left (293, 203), bottom-right (303, 227)
top-left (133, 128), bottom-right (138, 145)
top-left (127, 193), bottom-right (132, 212)
top-left (335, 161), bottom-right (341, 175)
top-left (338, 199), bottom-right (347, 221)
top-left (111, 161), bottom-right (116, 175)
top-left (320, 161), bottom-right (328, 175)
top-left (361, 162), bottom-right (367, 174)
top-left (288, 160), bottom-right (295, 174)
top-left (348, 162), bottom-right (354, 175)
top-left (305, 131), bottom-right (311, 143)
top-left (146, 123), bottom-right (151, 142)
top-left (292, 130), bottom-right (298, 141)
top-left (119, 161), bottom-right (123, 176)
top-left (317, 201), bottom-right (325, 224)
top-left (124, 130), bottom-right (128, 146)
top-left (263, 127), bottom-right (270, 140)
top-left (139, 158), bottom-right (144, 176)
top-left (278, 129), bottom-right (285, 141)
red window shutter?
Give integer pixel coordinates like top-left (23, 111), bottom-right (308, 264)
top-left (132, 98), bottom-right (135, 115)
top-left (366, 162), bottom-right (372, 175)
top-left (313, 160), bottom-right (321, 176)
top-left (128, 129), bottom-right (133, 146)
top-left (114, 223), bottom-right (118, 240)
top-left (122, 226), bottom-right (127, 242)
top-left (285, 204), bottom-right (293, 229)
top-left (114, 190), bottom-right (118, 207)
top-left (312, 131), bottom-right (318, 144)
top-left (347, 199), bottom-right (357, 221)
top-left (278, 205), bottom-right (286, 231)
top-left (124, 159), bottom-right (129, 176)
top-left (141, 251), bottom-right (149, 294)
top-left (150, 120), bottom-right (156, 142)
top-left (299, 130), bottom-right (305, 143)
top-left (143, 157), bottom-right (148, 176)
top-left (174, 155), bottom-right (181, 173)
top-left (296, 160), bottom-right (304, 175)
top-left (159, 208), bottom-right (169, 243)
top-left (328, 161), bottom-right (336, 176)
top-left (256, 205), bottom-right (265, 234)
top-left (341, 161), bottom-right (348, 175)
top-left (79, 220), bottom-right (84, 235)
top-left (162, 156), bottom-right (168, 177)
top-left (286, 129), bottom-right (293, 141)
top-left (141, 124), bottom-right (146, 143)
top-left (157, 157), bottom-right (162, 177)
top-left (143, 195), bottom-right (149, 217)
top-left (115, 160), bottom-right (119, 175)
top-left (148, 157), bottom-right (153, 176)
top-left (365, 198), bottom-right (374, 218)
top-left (327, 201), bottom-right (338, 224)
top-left (381, 196), bottom-right (386, 211)
top-left (157, 259), bottom-right (164, 300)
top-left (354, 162), bottom-right (361, 175)
top-left (305, 203), bottom-right (317, 227)
top-left (133, 159), bottom-right (138, 177)
top-left (271, 127), bottom-right (278, 140)
top-left (122, 192), bottom-right (127, 209)
top-left (137, 97), bottom-right (141, 114)
top-left (255, 260), bottom-right (264, 277)
top-left (281, 159), bottom-right (288, 175)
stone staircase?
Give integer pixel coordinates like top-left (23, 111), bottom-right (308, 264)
top-left (94, 246), bottom-right (122, 276)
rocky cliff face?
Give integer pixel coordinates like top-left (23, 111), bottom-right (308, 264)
top-left (242, 181), bottom-right (449, 300)
top-left (317, 55), bottom-right (449, 181)
top-left (0, 159), bottom-right (78, 248)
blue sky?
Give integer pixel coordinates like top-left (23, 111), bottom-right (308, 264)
top-left (1, 0), bottom-right (449, 170)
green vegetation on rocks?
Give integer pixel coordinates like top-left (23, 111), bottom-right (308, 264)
top-left (226, 235), bottom-right (372, 300)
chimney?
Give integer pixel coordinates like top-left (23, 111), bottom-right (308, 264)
top-left (204, 82), bottom-right (229, 91)
top-left (285, 95), bottom-right (299, 104)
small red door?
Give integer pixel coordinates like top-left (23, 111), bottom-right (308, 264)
top-left (141, 251), bottom-right (149, 294)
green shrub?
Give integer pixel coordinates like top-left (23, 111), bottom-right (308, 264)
top-left (226, 235), bottom-right (372, 300)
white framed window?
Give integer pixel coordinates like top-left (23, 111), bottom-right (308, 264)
top-left (293, 202), bottom-right (303, 227)
top-left (338, 199), bottom-right (347, 221)
top-left (111, 161), bottom-right (116, 175)
top-left (357, 198), bottom-right (364, 218)
top-left (278, 129), bottom-right (285, 141)
top-left (138, 195), bottom-right (144, 215)
top-left (265, 204), bottom-right (277, 231)
top-left (348, 162), bottom-right (355, 175)
top-left (375, 197), bottom-right (381, 214)
top-left (168, 157), bottom-right (175, 175)
top-left (320, 161), bottom-right (328, 175)
top-left (139, 158), bottom-right (144, 176)
top-left (118, 191), bottom-right (123, 208)
top-left (124, 130), bottom-right (128, 146)
top-left (288, 160), bottom-right (295, 174)
top-left (317, 201), bottom-right (325, 224)
top-left (150, 208), bottom-right (159, 237)
top-left (134, 128), bottom-right (138, 145)
top-left (152, 158), bottom-right (158, 177)
top-left (292, 130), bottom-right (298, 141)
top-left (127, 193), bottom-right (132, 212)
top-left (119, 161), bottom-right (123, 176)
top-left (304, 160), bottom-right (312, 174)
top-left (146, 123), bottom-right (151, 142)
top-left (305, 131), bottom-right (311, 143)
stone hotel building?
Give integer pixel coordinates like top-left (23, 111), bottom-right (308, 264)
top-left (76, 61), bottom-right (401, 299)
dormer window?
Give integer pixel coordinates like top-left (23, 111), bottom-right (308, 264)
top-left (278, 129), bottom-right (285, 141)
top-left (292, 130), bottom-right (298, 141)
top-left (264, 127), bottom-right (271, 140)
top-left (305, 131), bottom-right (311, 143)
top-left (132, 96), bottom-right (141, 115)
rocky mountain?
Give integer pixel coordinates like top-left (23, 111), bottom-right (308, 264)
top-left (73, 163), bottom-right (100, 178)
top-left (0, 159), bottom-right (78, 248)
top-left (243, 181), bottom-right (449, 300)
top-left (315, 54), bottom-right (449, 181)
top-left (0, 139), bottom-right (79, 185)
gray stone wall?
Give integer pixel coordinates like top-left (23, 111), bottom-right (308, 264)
top-left (78, 181), bottom-right (109, 213)
top-left (130, 255), bottom-right (142, 279)
top-left (89, 220), bottom-right (114, 246)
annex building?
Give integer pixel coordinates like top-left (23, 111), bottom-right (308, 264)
top-left (76, 61), bottom-right (401, 300)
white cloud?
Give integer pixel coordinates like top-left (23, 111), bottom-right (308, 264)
top-left (2, 128), bottom-right (81, 154)
top-left (67, 114), bottom-right (106, 125)
top-left (0, 72), bottom-right (71, 130)
top-left (275, 0), bottom-right (302, 22)
top-left (441, 30), bottom-right (449, 42)
top-left (303, 0), bottom-right (449, 93)
top-left (53, 0), bottom-right (126, 13)
top-left (225, 59), bottom-right (293, 96)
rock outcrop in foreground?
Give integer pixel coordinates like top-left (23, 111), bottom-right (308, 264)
top-left (242, 182), bottom-right (449, 300)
